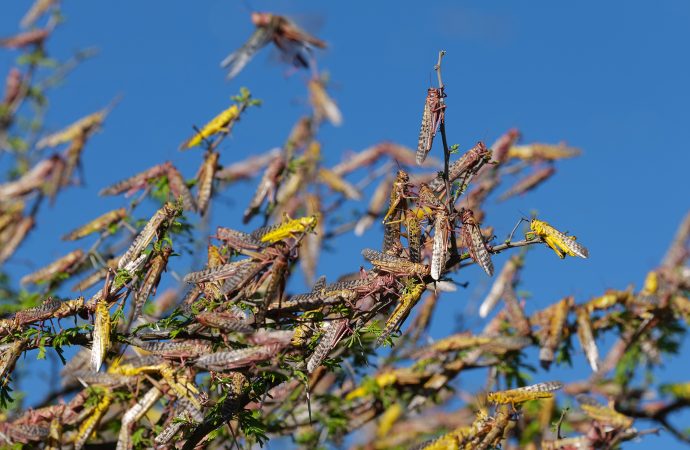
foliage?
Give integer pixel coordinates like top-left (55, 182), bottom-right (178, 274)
top-left (0, 3), bottom-right (689, 450)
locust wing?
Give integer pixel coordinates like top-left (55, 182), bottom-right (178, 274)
top-left (221, 26), bottom-right (273, 79)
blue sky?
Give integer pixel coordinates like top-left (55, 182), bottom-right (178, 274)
top-left (2, 1), bottom-right (689, 448)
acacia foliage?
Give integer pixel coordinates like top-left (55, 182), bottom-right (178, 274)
top-left (0, 4), bottom-right (689, 450)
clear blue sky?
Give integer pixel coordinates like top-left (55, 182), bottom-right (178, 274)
top-left (1, 1), bottom-right (689, 448)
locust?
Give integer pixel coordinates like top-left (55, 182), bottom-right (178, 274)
top-left (249, 329), bottom-right (294, 346)
top-left (660, 382), bottom-right (690, 400)
top-left (59, 126), bottom-right (86, 188)
top-left (20, 249), bottom-right (84, 285)
top-left (73, 391), bottom-right (112, 450)
top-left (641, 270), bottom-right (659, 296)
top-left (131, 246), bottom-right (171, 320)
top-left (182, 372), bottom-right (249, 450)
top-left (405, 209), bottom-right (423, 264)
top-left (91, 298), bottom-right (111, 372)
top-left (219, 260), bottom-right (266, 296)
top-left (0, 340), bottom-right (27, 386)
top-left (309, 77), bottom-right (342, 126)
top-left (194, 343), bottom-right (282, 371)
top-left (215, 226), bottom-right (265, 252)
top-left (415, 333), bottom-right (492, 356)
top-left (318, 167), bottom-right (361, 200)
top-left (460, 208), bottom-right (494, 276)
top-left (331, 144), bottom-right (382, 177)
top-left (118, 202), bottom-right (179, 269)
top-left (3, 67), bottom-right (22, 106)
top-left (416, 182), bottom-right (446, 216)
top-left (45, 417), bottom-right (62, 450)
top-left (0, 155), bottom-right (62, 200)
top-left (307, 318), bottom-right (349, 372)
top-left (499, 166), bottom-right (555, 201)
top-left (577, 395), bottom-right (634, 428)
top-left (487, 381), bottom-right (563, 406)
top-left (21, 0), bottom-right (56, 28)
top-left (195, 151), bottom-right (219, 215)
top-left (541, 436), bottom-right (592, 450)
top-left (416, 334), bottom-right (530, 358)
top-left (165, 163), bottom-right (196, 211)
top-left (508, 143), bottom-right (581, 161)
top-left (183, 259), bottom-right (259, 284)
top-left (382, 169), bottom-right (412, 224)
top-left (300, 194), bottom-right (324, 285)
top-left (180, 104), bottom-right (239, 150)
top-left (274, 140), bottom-right (320, 206)
top-left (0, 28), bottom-right (50, 49)
top-left (243, 155), bottom-right (286, 223)
top-left (62, 208), bottom-right (127, 241)
top-left (380, 141), bottom-right (440, 167)
top-left (251, 215), bottom-right (318, 243)
top-left (486, 128), bottom-right (521, 166)
top-left (291, 311), bottom-right (321, 347)
top-left (36, 101), bottom-right (115, 149)
top-left (382, 170), bottom-right (413, 254)
top-left (221, 12), bottom-right (327, 79)
top-left (0, 215), bottom-right (34, 264)
top-left (99, 161), bottom-right (171, 196)
top-left (417, 87), bottom-right (445, 165)
top-left (260, 242), bottom-right (291, 320)
top-left (324, 273), bottom-right (397, 297)
top-left (585, 289), bottom-right (631, 312)
top-left (0, 423), bottom-right (49, 444)
top-left (431, 210), bottom-right (451, 280)
top-left (126, 339), bottom-right (212, 359)
top-left (377, 403), bottom-right (403, 438)
top-left (215, 148), bottom-right (281, 181)
top-left (116, 386), bottom-right (162, 450)
top-left (475, 406), bottom-right (512, 450)
top-left (528, 218), bottom-right (589, 259)
top-left (42, 155), bottom-right (66, 203)
top-left (376, 280), bottom-right (426, 347)
top-left (383, 218), bottom-right (403, 256)
top-left (221, 244), bottom-right (294, 302)
top-left (71, 370), bottom-right (135, 388)
top-left (270, 288), bottom-right (357, 313)
top-left (283, 115), bottom-right (315, 160)
top-left (154, 421), bottom-right (184, 446)
top-left (198, 244), bottom-right (226, 300)
top-left (196, 310), bottom-right (254, 333)
top-left (501, 284), bottom-right (532, 337)
top-left (575, 306), bottom-right (600, 372)
top-left (414, 424), bottom-right (476, 450)
top-left (112, 361), bottom-right (201, 409)
top-left (538, 296), bottom-right (572, 369)
top-left (479, 255), bottom-right (520, 318)
top-left (428, 141), bottom-right (492, 193)
top-left (362, 248), bottom-right (430, 278)
top-left (12, 297), bottom-right (62, 328)
top-left (0, 201), bottom-right (24, 233)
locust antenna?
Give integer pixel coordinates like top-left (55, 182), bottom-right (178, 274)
top-left (507, 217), bottom-right (526, 243)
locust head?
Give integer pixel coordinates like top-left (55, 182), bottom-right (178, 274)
top-left (251, 12), bottom-right (272, 27)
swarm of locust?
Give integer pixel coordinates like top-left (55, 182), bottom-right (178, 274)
top-left (0, 81), bottom-right (595, 449)
top-left (6, 8), bottom-right (689, 449)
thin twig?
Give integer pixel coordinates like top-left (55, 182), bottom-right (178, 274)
top-left (434, 50), bottom-right (458, 264)
top-left (434, 50), bottom-right (446, 90)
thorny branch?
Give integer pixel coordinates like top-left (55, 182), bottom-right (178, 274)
top-left (0, 5), bottom-right (688, 450)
